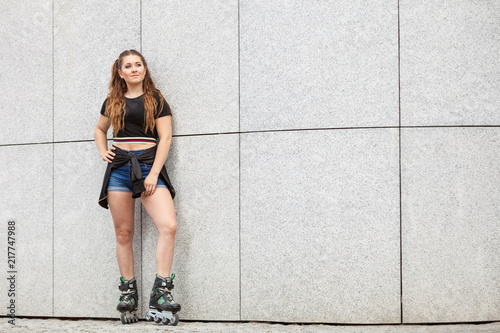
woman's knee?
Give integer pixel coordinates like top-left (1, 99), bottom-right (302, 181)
top-left (158, 220), bottom-right (177, 237)
top-left (115, 228), bottom-right (134, 245)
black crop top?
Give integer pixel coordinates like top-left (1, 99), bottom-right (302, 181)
top-left (100, 91), bottom-right (171, 145)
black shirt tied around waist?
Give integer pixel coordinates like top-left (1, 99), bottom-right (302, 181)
top-left (98, 145), bottom-right (175, 209)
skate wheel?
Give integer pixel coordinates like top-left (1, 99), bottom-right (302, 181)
top-left (120, 312), bottom-right (127, 325)
top-left (145, 312), bottom-right (154, 322)
top-left (161, 317), bottom-right (170, 325)
top-left (154, 316), bottom-right (162, 324)
top-left (171, 313), bottom-right (179, 326)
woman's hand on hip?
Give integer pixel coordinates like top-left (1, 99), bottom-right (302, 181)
top-left (101, 146), bottom-right (116, 163)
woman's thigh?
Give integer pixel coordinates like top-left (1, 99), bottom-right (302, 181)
top-left (140, 188), bottom-right (176, 234)
top-left (108, 191), bottom-right (136, 233)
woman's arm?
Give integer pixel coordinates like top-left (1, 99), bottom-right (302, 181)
top-left (143, 115), bottom-right (173, 196)
top-left (94, 115), bottom-right (115, 162)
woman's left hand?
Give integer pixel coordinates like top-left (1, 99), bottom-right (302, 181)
top-left (143, 174), bottom-right (158, 196)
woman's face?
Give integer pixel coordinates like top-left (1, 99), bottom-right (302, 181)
top-left (118, 55), bottom-right (146, 86)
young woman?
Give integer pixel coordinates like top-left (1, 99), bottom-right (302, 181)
top-left (94, 49), bottom-right (180, 325)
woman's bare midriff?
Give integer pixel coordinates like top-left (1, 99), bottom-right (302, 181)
top-left (113, 143), bottom-right (156, 151)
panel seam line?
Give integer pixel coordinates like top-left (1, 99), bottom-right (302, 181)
top-left (398, 0), bottom-right (403, 324)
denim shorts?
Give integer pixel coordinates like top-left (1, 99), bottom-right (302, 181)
top-left (107, 148), bottom-right (167, 192)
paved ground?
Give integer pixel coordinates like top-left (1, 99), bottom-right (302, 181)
top-left (1, 317), bottom-right (499, 333)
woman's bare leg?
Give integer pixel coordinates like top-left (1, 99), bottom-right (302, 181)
top-left (140, 188), bottom-right (177, 278)
top-left (108, 191), bottom-right (136, 280)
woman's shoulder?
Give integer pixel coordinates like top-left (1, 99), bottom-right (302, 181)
top-left (152, 90), bottom-right (170, 108)
top-left (152, 90), bottom-right (165, 102)
top-left (100, 96), bottom-right (109, 115)
top-left (151, 90), bottom-right (171, 117)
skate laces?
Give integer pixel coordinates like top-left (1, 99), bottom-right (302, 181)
top-left (122, 288), bottom-right (135, 296)
top-left (120, 288), bottom-right (137, 303)
top-left (157, 285), bottom-right (175, 302)
top-left (156, 274), bottom-right (176, 303)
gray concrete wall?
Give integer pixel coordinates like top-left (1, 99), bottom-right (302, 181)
top-left (0, 0), bottom-right (498, 324)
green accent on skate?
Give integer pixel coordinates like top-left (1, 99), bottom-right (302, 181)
top-left (155, 273), bottom-right (175, 281)
top-left (158, 296), bottom-right (165, 304)
top-left (131, 298), bottom-right (135, 305)
top-left (120, 276), bottom-right (125, 283)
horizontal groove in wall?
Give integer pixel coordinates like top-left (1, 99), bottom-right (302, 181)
top-left (1, 124), bottom-right (499, 147)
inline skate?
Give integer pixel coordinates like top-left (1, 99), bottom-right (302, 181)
top-left (145, 273), bottom-right (181, 325)
top-left (117, 276), bottom-right (139, 324)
